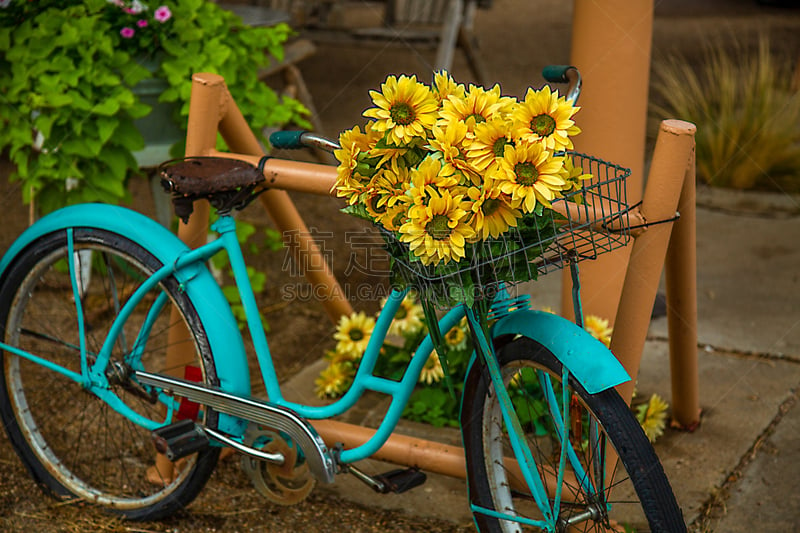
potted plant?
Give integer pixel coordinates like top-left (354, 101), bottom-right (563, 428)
top-left (0, 0), bottom-right (308, 214)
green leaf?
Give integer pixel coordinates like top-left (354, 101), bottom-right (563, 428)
top-left (95, 116), bottom-right (118, 145)
top-left (91, 98), bottom-right (120, 117)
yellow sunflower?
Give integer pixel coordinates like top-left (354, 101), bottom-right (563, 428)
top-left (385, 293), bottom-right (425, 336)
top-left (400, 189), bottom-right (475, 266)
top-left (333, 311), bottom-right (375, 359)
top-left (427, 121), bottom-right (477, 180)
top-left (315, 363), bottom-right (353, 398)
top-left (364, 163), bottom-right (411, 221)
top-left (439, 83), bottom-right (511, 133)
top-left (419, 351), bottom-right (445, 385)
top-left (432, 70), bottom-right (466, 104)
top-left (561, 155), bottom-right (593, 195)
top-left (465, 117), bottom-right (514, 174)
top-left (376, 201), bottom-right (410, 232)
top-left (324, 348), bottom-right (354, 365)
top-left (495, 143), bottom-right (567, 212)
top-left (512, 85), bottom-right (581, 151)
top-left (363, 74), bottom-right (439, 146)
top-left (584, 314), bottom-right (613, 348)
top-left (466, 184), bottom-right (521, 239)
top-left (333, 124), bottom-right (380, 204)
top-left (636, 393), bottom-right (669, 442)
top-left (444, 323), bottom-right (468, 350)
top-left (408, 155), bottom-right (460, 205)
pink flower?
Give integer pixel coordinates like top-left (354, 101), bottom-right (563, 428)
top-left (120, 27), bottom-right (135, 39)
top-left (137, 19), bottom-right (148, 28)
top-left (154, 6), bottom-right (172, 22)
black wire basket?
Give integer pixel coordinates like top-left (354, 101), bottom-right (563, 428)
top-left (383, 153), bottom-right (632, 307)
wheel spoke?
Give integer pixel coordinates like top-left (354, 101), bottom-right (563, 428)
top-left (0, 231), bottom-right (220, 519)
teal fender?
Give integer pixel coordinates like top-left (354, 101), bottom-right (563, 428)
top-left (491, 310), bottom-right (630, 394)
top-left (0, 204), bottom-right (252, 419)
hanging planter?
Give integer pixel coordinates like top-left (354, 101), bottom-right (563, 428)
top-left (131, 63), bottom-right (184, 168)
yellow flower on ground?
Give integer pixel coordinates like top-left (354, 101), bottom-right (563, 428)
top-left (495, 142), bottom-right (567, 212)
top-left (465, 117), bottom-right (514, 174)
top-left (419, 351), bottom-right (445, 385)
top-left (324, 348), bottom-right (354, 365)
top-left (584, 314), bottom-right (613, 348)
top-left (399, 189), bottom-right (475, 266)
top-left (363, 74), bottom-right (439, 146)
top-left (466, 184), bottom-right (521, 239)
top-left (385, 293), bottom-right (425, 336)
top-left (636, 393), bottom-right (670, 442)
top-left (315, 363), bottom-right (353, 398)
top-left (333, 311), bottom-right (375, 359)
top-left (444, 324), bottom-right (468, 350)
top-left (512, 85), bottom-right (581, 151)
top-left (432, 70), bottom-right (466, 104)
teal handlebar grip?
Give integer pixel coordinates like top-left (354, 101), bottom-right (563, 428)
top-left (270, 130), bottom-right (307, 149)
top-left (541, 65), bottom-right (574, 83)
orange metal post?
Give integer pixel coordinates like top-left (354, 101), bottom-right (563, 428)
top-left (179, 73), bottom-right (352, 323)
top-left (562, 0), bottom-right (654, 325)
top-left (665, 149), bottom-right (701, 428)
top-left (610, 120), bottom-right (697, 410)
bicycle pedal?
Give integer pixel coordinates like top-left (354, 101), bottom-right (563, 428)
top-left (374, 467), bottom-right (427, 494)
top-left (151, 419), bottom-right (210, 461)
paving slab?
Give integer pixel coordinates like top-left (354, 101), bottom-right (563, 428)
top-left (711, 390), bottom-right (800, 532)
top-left (636, 341), bottom-right (800, 527)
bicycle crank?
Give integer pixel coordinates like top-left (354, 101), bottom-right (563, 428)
top-left (135, 370), bottom-right (336, 483)
top-left (241, 426), bottom-right (316, 505)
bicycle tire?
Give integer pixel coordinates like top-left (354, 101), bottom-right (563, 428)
top-left (0, 229), bottom-right (220, 520)
top-left (461, 336), bottom-right (685, 532)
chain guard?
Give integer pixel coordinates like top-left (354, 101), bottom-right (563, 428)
top-left (241, 426), bottom-right (316, 505)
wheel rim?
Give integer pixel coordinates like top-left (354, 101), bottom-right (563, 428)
top-left (2, 240), bottom-right (210, 510)
top-left (480, 359), bottom-right (648, 532)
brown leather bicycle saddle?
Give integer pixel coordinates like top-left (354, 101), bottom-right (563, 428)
top-left (158, 157), bottom-right (266, 222)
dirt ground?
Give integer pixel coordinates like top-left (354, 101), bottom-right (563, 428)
top-left (1, 1), bottom-right (799, 532)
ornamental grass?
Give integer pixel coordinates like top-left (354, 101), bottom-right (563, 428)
top-left (651, 35), bottom-right (800, 192)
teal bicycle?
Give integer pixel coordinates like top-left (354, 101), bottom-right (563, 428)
top-left (0, 67), bottom-right (685, 531)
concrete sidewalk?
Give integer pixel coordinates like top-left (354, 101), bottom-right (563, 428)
top-left (280, 0), bottom-right (800, 530)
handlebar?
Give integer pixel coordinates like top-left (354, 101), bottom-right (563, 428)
top-left (541, 65), bottom-right (582, 104)
top-left (270, 130), bottom-right (339, 152)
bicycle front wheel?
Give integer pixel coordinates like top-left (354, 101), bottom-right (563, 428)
top-left (461, 337), bottom-right (685, 532)
top-left (0, 229), bottom-right (220, 520)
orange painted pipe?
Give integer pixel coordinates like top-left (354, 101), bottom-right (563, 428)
top-left (665, 148), bottom-right (700, 428)
top-left (178, 73), bottom-right (352, 323)
top-left (611, 120), bottom-right (697, 409)
top-left (562, 0), bottom-right (654, 326)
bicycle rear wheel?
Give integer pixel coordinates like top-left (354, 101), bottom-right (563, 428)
top-left (461, 337), bottom-right (685, 532)
top-left (0, 229), bottom-right (220, 520)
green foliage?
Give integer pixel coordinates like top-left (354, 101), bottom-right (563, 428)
top-left (650, 35), bottom-right (800, 192)
top-left (0, 1), bottom-right (308, 214)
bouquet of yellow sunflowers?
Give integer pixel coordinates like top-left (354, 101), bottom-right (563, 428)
top-left (333, 72), bottom-right (597, 305)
